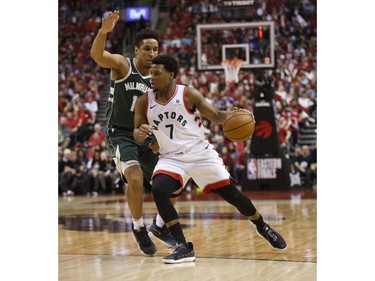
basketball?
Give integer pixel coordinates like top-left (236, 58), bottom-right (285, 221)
top-left (222, 109), bottom-right (255, 142)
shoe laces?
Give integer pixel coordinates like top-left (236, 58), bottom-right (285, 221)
top-left (263, 225), bottom-right (278, 242)
top-left (175, 243), bottom-right (187, 252)
top-left (137, 227), bottom-right (152, 246)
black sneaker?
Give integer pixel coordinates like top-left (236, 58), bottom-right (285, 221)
top-left (148, 219), bottom-right (177, 248)
top-left (256, 223), bottom-right (287, 250)
top-left (162, 242), bottom-right (196, 264)
top-left (132, 224), bottom-right (157, 256)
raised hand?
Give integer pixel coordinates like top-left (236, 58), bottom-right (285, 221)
top-left (100, 10), bottom-right (120, 34)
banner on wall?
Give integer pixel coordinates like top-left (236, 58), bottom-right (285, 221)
top-left (241, 156), bottom-right (290, 190)
top-left (241, 83), bottom-right (290, 190)
top-left (250, 85), bottom-right (280, 156)
top-left (246, 158), bottom-right (282, 180)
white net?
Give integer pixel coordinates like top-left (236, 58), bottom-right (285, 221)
top-left (221, 59), bottom-right (243, 83)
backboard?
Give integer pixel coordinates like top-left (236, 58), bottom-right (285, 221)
top-left (196, 21), bottom-right (275, 71)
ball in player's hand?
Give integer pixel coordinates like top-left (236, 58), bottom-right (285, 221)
top-left (222, 109), bottom-right (255, 142)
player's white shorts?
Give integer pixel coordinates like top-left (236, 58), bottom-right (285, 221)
top-left (152, 142), bottom-right (231, 194)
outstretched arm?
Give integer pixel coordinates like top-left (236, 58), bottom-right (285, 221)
top-left (185, 88), bottom-right (230, 124)
top-left (185, 87), bottom-right (254, 124)
top-left (90, 10), bottom-right (128, 71)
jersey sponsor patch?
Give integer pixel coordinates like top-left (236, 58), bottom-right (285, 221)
top-left (173, 99), bottom-right (182, 106)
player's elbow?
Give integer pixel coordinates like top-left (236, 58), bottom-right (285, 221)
top-left (90, 48), bottom-right (102, 63)
top-left (90, 51), bottom-right (99, 62)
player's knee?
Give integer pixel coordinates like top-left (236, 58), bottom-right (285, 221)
top-left (124, 166), bottom-right (143, 188)
top-left (151, 182), bottom-right (168, 199)
top-left (152, 174), bottom-right (181, 200)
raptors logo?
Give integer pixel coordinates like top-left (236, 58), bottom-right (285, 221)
top-left (255, 121), bottom-right (273, 139)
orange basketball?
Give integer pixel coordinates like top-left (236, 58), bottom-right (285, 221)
top-left (222, 109), bottom-right (255, 142)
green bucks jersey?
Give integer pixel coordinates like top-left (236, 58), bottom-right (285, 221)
top-left (106, 58), bottom-right (152, 131)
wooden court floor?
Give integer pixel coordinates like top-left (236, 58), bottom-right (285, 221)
top-left (59, 189), bottom-right (317, 281)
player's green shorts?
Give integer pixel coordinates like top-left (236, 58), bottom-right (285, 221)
top-left (105, 127), bottom-right (158, 182)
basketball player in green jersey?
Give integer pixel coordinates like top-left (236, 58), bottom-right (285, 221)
top-left (90, 10), bottom-right (176, 256)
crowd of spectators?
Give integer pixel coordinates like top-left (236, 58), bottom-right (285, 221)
top-left (58, 0), bottom-right (317, 196)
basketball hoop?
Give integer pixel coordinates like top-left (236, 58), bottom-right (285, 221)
top-left (221, 59), bottom-right (243, 84)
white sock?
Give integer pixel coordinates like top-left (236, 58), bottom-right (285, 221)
top-left (132, 217), bottom-right (144, 230)
top-left (155, 214), bottom-right (165, 228)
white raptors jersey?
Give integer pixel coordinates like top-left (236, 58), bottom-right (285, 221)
top-left (147, 84), bottom-right (230, 193)
top-left (146, 84), bottom-right (208, 155)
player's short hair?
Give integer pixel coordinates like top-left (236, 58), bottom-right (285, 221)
top-left (134, 29), bottom-right (160, 47)
top-left (152, 54), bottom-right (178, 78)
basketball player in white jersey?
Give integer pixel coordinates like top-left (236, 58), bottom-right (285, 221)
top-left (133, 54), bottom-right (287, 264)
